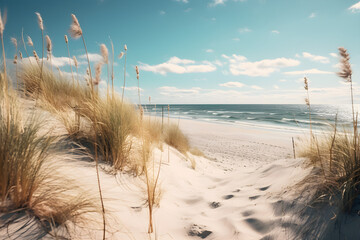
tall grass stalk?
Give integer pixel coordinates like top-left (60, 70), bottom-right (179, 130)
top-left (109, 38), bottom-right (115, 99)
top-left (64, 35), bottom-right (75, 87)
top-left (69, 13), bottom-right (105, 239)
top-left (35, 12), bottom-right (44, 82)
top-left (11, 37), bottom-right (18, 89)
top-left (121, 44), bottom-right (127, 102)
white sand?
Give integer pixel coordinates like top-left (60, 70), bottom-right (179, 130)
top-left (4, 109), bottom-right (360, 239)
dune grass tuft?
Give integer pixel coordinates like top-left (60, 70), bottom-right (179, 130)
top-left (164, 123), bottom-right (190, 154)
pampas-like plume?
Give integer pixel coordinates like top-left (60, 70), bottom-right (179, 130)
top-left (45, 35), bottom-right (52, 55)
top-left (35, 12), bottom-right (43, 30)
top-left (27, 36), bottom-right (33, 47)
top-left (19, 51), bottom-right (22, 60)
top-left (100, 44), bottom-right (108, 64)
top-left (11, 37), bottom-right (17, 49)
top-left (33, 50), bottom-right (40, 64)
top-left (69, 14), bottom-right (82, 39)
top-left (94, 62), bottom-right (103, 86)
top-left (337, 47), bottom-right (357, 157)
top-left (13, 54), bottom-right (17, 64)
top-left (0, 9), bottom-right (6, 35)
top-left (124, 44), bottom-right (127, 51)
top-left (337, 47), bottom-right (352, 81)
top-left (118, 52), bottom-right (124, 59)
top-left (64, 34), bottom-right (75, 86)
top-left (64, 34), bottom-right (68, 44)
top-left (136, 65), bottom-right (141, 105)
top-left (73, 56), bottom-right (78, 68)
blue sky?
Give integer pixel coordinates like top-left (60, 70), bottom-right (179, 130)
top-left (1, 0), bottom-right (360, 104)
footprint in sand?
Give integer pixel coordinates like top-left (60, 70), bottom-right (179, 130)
top-left (242, 210), bottom-right (255, 217)
top-left (209, 202), bottom-right (221, 209)
top-left (249, 195), bottom-right (260, 200)
top-left (259, 185), bottom-right (271, 191)
top-left (223, 194), bottom-right (234, 200)
top-left (244, 218), bottom-right (272, 234)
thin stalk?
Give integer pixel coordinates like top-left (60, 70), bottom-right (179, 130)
top-left (121, 50), bottom-right (127, 102)
top-left (350, 78), bottom-right (357, 162)
top-left (110, 38), bottom-right (114, 99)
top-left (81, 34), bottom-right (93, 92)
top-left (80, 32), bottom-right (105, 239)
top-left (1, 33), bottom-right (10, 133)
top-left (75, 65), bottom-right (79, 88)
top-left (21, 29), bottom-right (31, 63)
top-left (40, 29), bottom-right (44, 82)
top-left (65, 42), bottom-right (75, 88)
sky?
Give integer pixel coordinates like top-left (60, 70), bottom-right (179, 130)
top-left (1, 0), bottom-right (360, 104)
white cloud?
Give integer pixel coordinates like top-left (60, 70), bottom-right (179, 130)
top-left (309, 13), bottom-right (316, 18)
top-left (271, 30), bottom-right (280, 34)
top-left (222, 54), bottom-right (300, 77)
top-left (160, 10), bottom-right (166, 15)
top-left (349, 2), bottom-right (360, 12)
top-left (159, 86), bottom-right (200, 95)
top-left (139, 56), bottom-right (216, 75)
top-left (122, 86), bottom-right (144, 92)
top-left (213, 60), bottom-right (223, 66)
top-left (302, 52), bottom-right (329, 64)
top-left (251, 85), bottom-right (263, 90)
top-left (330, 53), bottom-right (338, 58)
top-left (79, 53), bottom-right (103, 63)
top-left (205, 49), bottom-right (214, 53)
top-left (273, 85), bottom-right (279, 89)
top-left (239, 27), bottom-right (251, 33)
top-left (219, 81), bottom-right (245, 88)
top-left (175, 0), bottom-right (189, 3)
top-left (283, 68), bottom-right (333, 75)
top-left (209, 0), bottom-right (227, 7)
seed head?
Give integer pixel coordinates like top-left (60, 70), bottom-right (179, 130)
top-left (35, 12), bottom-right (43, 31)
top-left (337, 47), bottom-right (352, 82)
top-left (118, 52), bottom-right (124, 59)
top-left (304, 77), bottom-right (308, 91)
top-left (45, 35), bottom-right (52, 54)
top-left (124, 44), bottom-right (127, 51)
top-left (19, 51), bottom-right (23, 60)
top-left (100, 44), bottom-right (108, 64)
top-left (64, 34), bottom-right (68, 44)
top-left (73, 56), bottom-right (78, 68)
top-left (27, 36), bottom-right (34, 47)
top-left (13, 54), bottom-right (17, 64)
top-left (136, 66), bottom-right (139, 80)
top-left (33, 50), bottom-right (39, 63)
top-left (69, 14), bottom-right (82, 39)
top-left (305, 98), bottom-right (310, 106)
top-left (94, 62), bottom-right (103, 86)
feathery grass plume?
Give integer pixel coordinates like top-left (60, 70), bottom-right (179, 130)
top-left (73, 55), bottom-right (79, 86)
top-left (337, 47), bottom-right (356, 147)
top-left (27, 35), bottom-right (33, 47)
top-left (136, 65), bottom-right (141, 106)
top-left (45, 35), bottom-right (53, 72)
top-left (100, 43), bottom-right (110, 97)
top-left (304, 77), bottom-right (313, 140)
top-left (121, 44), bottom-right (127, 102)
top-left (64, 34), bottom-right (75, 87)
top-left (35, 12), bottom-right (45, 81)
top-left (69, 14), bottom-right (94, 92)
top-left (10, 37), bottom-right (17, 49)
top-left (94, 62), bottom-right (103, 88)
top-left (118, 52), bottom-right (124, 59)
top-left (13, 54), bottom-right (17, 64)
top-left (19, 51), bottom-right (22, 60)
top-left (33, 50), bottom-right (40, 65)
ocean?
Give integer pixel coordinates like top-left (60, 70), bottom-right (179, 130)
top-left (143, 104), bottom-right (356, 133)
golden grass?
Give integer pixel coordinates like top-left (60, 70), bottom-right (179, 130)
top-left (0, 91), bottom-right (97, 234)
top-left (164, 123), bottom-right (190, 154)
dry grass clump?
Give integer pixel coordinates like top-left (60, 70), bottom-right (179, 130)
top-left (19, 63), bottom-right (92, 110)
top-left (0, 92), bottom-right (97, 235)
top-left (79, 95), bottom-right (139, 170)
top-left (164, 123), bottom-right (190, 154)
top-left (190, 147), bottom-right (204, 157)
top-left (300, 47), bottom-right (360, 212)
